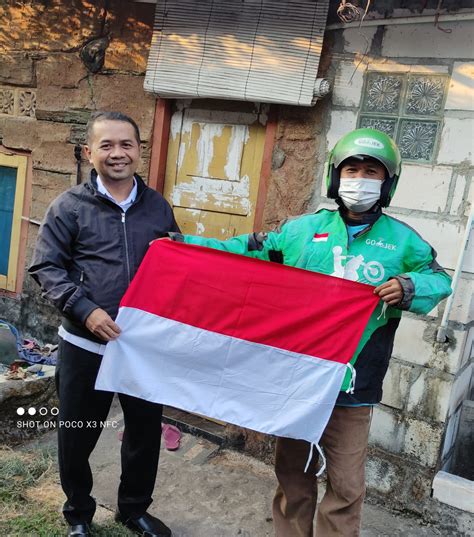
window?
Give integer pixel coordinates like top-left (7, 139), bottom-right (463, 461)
top-left (358, 72), bottom-right (449, 163)
top-left (0, 152), bottom-right (27, 292)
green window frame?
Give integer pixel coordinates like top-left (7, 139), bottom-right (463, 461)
top-left (0, 153), bottom-right (27, 292)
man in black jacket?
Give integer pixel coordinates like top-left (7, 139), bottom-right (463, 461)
top-left (29, 111), bottom-right (179, 537)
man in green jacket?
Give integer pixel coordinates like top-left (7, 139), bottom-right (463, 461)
top-left (170, 128), bottom-right (452, 537)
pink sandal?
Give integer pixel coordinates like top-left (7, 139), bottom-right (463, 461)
top-left (161, 423), bottom-right (181, 450)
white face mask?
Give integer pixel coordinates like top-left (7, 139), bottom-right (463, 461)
top-left (338, 178), bottom-right (382, 213)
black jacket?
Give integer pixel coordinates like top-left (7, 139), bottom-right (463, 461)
top-left (29, 171), bottom-right (179, 342)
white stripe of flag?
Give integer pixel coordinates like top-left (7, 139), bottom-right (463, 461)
top-left (96, 242), bottom-right (378, 445)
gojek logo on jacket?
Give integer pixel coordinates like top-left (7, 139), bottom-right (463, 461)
top-left (331, 245), bottom-right (385, 284)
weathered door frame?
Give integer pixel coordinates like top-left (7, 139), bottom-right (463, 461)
top-left (148, 98), bottom-right (277, 232)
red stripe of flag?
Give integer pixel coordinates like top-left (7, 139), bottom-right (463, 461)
top-left (121, 241), bottom-right (379, 365)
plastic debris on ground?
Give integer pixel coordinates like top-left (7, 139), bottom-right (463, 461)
top-left (117, 423), bottom-right (182, 451)
top-left (0, 319), bottom-right (57, 366)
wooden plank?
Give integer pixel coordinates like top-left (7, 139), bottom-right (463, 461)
top-left (0, 153), bottom-right (27, 291)
top-left (148, 98), bottom-right (171, 193)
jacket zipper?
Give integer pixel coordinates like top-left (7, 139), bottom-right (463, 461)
top-left (121, 212), bottom-right (132, 285)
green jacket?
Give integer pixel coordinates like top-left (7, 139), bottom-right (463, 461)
top-left (173, 208), bottom-right (452, 404)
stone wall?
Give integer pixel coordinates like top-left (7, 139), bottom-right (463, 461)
top-left (0, 0), bottom-right (156, 340)
top-left (311, 18), bottom-right (473, 517)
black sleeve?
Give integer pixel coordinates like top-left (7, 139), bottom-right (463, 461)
top-left (28, 195), bottom-right (99, 324)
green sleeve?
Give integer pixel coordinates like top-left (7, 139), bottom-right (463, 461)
top-left (397, 242), bottom-right (452, 315)
top-left (169, 228), bottom-right (286, 261)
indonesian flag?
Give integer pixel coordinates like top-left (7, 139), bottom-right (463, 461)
top-left (312, 232), bottom-right (329, 242)
top-left (96, 241), bottom-right (379, 446)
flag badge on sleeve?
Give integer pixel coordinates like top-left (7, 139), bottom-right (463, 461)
top-left (312, 232), bottom-right (329, 242)
top-left (96, 241), bottom-right (378, 447)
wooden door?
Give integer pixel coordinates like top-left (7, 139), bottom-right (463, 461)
top-left (163, 102), bottom-right (267, 239)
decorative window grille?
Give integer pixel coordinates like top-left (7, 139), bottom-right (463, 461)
top-left (358, 72), bottom-right (449, 163)
top-left (145, 0), bottom-right (330, 106)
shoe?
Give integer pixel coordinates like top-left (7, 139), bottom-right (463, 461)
top-left (67, 523), bottom-right (91, 536)
top-left (115, 511), bottom-right (172, 536)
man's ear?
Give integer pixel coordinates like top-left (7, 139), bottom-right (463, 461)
top-left (83, 144), bottom-right (92, 163)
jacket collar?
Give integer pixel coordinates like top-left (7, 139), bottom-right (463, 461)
top-left (87, 169), bottom-right (147, 198)
top-left (337, 200), bottom-right (383, 226)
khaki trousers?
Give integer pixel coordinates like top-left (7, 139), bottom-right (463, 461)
top-left (273, 406), bottom-right (372, 537)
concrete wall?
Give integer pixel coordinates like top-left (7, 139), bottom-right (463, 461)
top-left (308, 18), bottom-right (473, 515)
top-left (0, 0), bottom-right (157, 340)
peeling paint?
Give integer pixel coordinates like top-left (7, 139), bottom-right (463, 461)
top-left (177, 141), bottom-right (186, 171)
top-left (224, 125), bottom-right (249, 181)
top-left (196, 123), bottom-right (224, 177)
top-left (170, 111), bottom-right (183, 141)
top-left (171, 174), bottom-right (250, 214)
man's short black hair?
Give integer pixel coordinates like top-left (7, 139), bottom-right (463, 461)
top-left (86, 111), bottom-right (141, 145)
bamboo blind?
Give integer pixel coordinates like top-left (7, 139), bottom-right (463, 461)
top-left (145, 0), bottom-right (330, 106)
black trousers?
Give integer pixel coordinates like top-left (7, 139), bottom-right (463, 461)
top-left (55, 338), bottom-right (163, 525)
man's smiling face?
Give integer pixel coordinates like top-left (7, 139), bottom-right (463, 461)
top-left (84, 119), bottom-right (140, 184)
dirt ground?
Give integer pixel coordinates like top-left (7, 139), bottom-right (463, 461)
top-left (8, 398), bottom-right (454, 537)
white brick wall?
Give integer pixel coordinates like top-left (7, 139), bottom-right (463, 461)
top-left (326, 17), bottom-right (474, 491)
top-left (462, 227), bottom-right (474, 273)
top-left (448, 278), bottom-right (474, 324)
top-left (366, 457), bottom-right (399, 494)
top-left (389, 213), bottom-right (465, 270)
top-left (466, 179), bottom-right (473, 217)
top-left (332, 61), bottom-right (365, 108)
top-left (459, 327), bottom-right (474, 370)
top-left (404, 416), bottom-right (443, 468)
top-left (448, 364), bottom-right (474, 415)
top-left (370, 406), bottom-right (442, 467)
top-left (437, 116), bottom-right (474, 165)
top-left (326, 110), bottom-right (358, 153)
top-left (391, 164), bottom-right (452, 212)
top-left (382, 361), bottom-right (412, 410)
top-left (391, 317), bottom-right (463, 374)
top-left (382, 21), bottom-right (474, 59)
top-left (367, 62), bottom-right (449, 75)
top-left (341, 27), bottom-right (378, 54)
top-left (441, 404), bottom-right (461, 461)
top-left (405, 369), bottom-right (452, 422)
top-left (433, 471), bottom-right (474, 513)
top-left (370, 406), bottom-right (404, 453)
top-left (445, 62), bottom-right (474, 111)
top-left (391, 317), bottom-right (434, 369)
top-left (382, 359), bottom-right (453, 422)
top-left (450, 174), bottom-right (468, 216)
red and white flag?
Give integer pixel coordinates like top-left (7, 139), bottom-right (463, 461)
top-left (96, 241), bottom-right (379, 445)
top-left (312, 232), bottom-right (329, 242)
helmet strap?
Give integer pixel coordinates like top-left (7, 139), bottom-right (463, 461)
top-left (380, 176), bottom-right (396, 207)
top-left (327, 165), bottom-right (341, 199)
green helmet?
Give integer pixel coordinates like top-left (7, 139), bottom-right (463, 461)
top-left (325, 128), bottom-right (402, 207)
